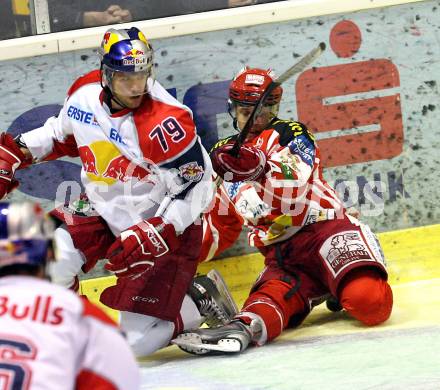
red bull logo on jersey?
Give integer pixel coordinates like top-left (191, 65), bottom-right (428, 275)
top-left (78, 141), bottom-right (151, 185)
top-left (178, 161), bottom-right (204, 182)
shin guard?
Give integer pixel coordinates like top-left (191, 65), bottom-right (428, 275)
top-left (240, 279), bottom-right (306, 341)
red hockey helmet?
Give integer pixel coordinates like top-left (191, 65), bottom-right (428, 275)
top-left (229, 67), bottom-right (283, 106)
top-left (228, 67), bottom-right (283, 135)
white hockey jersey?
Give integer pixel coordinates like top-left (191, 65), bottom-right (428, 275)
top-left (22, 70), bottom-right (213, 235)
top-left (0, 276), bottom-right (140, 390)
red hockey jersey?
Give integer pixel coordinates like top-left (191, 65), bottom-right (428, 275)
top-left (201, 119), bottom-right (345, 254)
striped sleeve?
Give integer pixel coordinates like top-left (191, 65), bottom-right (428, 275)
top-left (200, 182), bottom-right (244, 261)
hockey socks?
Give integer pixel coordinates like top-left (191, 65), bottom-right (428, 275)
top-left (240, 279), bottom-right (306, 342)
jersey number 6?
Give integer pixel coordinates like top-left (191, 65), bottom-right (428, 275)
top-left (0, 335), bottom-right (37, 390)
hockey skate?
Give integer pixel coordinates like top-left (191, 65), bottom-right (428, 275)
top-left (189, 269), bottom-right (238, 328)
top-left (172, 319), bottom-right (254, 355)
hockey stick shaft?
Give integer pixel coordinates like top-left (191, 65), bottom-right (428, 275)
top-left (229, 42), bottom-right (326, 157)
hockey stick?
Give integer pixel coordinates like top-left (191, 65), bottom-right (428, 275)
top-left (229, 42), bottom-right (326, 157)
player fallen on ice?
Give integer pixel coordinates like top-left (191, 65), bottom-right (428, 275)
top-left (173, 67), bottom-right (393, 355)
top-left (0, 201), bottom-right (141, 389)
top-left (0, 27), bottom-right (237, 357)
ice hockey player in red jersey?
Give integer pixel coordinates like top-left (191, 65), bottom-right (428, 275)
top-left (0, 27), bottom-right (237, 357)
top-left (0, 201), bottom-right (140, 389)
top-left (173, 66), bottom-right (393, 354)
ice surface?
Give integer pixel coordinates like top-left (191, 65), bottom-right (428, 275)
top-left (138, 279), bottom-right (440, 389)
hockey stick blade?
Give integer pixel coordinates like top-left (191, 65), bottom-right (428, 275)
top-left (230, 42), bottom-right (326, 157)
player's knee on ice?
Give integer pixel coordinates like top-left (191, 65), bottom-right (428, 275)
top-left (339, 268), bottom-right (393, 326)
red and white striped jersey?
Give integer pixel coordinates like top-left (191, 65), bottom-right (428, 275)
top-left (203, 119), bottom-right (345, 251)
top-left (0, 276), bottom-right (140, 390)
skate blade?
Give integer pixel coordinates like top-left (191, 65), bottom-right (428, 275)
top-left (171, 333), bottom-right (241, 354)
top-left (207, 269), bottom-right (239, 315)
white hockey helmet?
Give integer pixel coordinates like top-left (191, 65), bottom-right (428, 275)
top-left (0, 202), bottom-right (55, 270)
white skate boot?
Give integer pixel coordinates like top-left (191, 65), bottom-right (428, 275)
top-left (172, 316), bottom-right (262, 355)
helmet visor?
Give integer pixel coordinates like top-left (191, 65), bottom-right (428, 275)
top-left (104, 66), bottom-right (152, 97)
top-left (232, 101), bottom-right (279, 132)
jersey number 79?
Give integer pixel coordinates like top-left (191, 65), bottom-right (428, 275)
top-left (149, 116), bottom-right (186, 152)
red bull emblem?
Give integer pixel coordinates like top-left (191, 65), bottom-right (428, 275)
top-left (0, 241), bottom-right (16, 254)
top-left (78, 145), bottom-right (99, 176)
top-left (103, 32), bottom-right (111, 44)
top-left (125, 49), bottom-right (145, 58)
top-left (78, 141), bottom-right (151, 185)
top-left (179, 162), bottom-right (204, 182)
top-left (102, 155), bottom-right (150, 182)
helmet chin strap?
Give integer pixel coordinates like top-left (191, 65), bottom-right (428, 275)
top-left (227, 99), bottom-right (244, 133)
top-left (102, 84), bottom-right (131, 112)
top-left (110, 91), bottom-right (129, 111)
top-left (232, 118), bottom-right (240, 132)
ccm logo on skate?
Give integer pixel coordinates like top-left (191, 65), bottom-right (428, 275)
top-left (132, 296), bottom-right (159, 304)
top-left (0, 295), bottom-right (64, 325)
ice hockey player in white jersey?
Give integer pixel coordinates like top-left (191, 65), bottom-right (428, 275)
top-left (0, 201), bottom-right (140, 389)
top-left (0, 27), bottom-right (237, 357)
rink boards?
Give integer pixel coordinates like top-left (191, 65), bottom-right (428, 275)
top-left (80, 223), bottom-right (440, 322)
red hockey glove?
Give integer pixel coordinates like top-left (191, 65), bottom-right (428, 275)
top-left (0, 133), bottom-right (28, 199)
top-left (104, 217), bottom-right (180, 277)
top-left (211, 143), bottom-right (267, 183)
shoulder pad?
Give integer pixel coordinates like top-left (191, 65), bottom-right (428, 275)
top-left (271, 120), bottom-right (315, 147)
top-left (67, 70), bottom-right (101, 98)
top-left (210, 134), bottom-right (239, 154)
top-left (134, 101), bottom-right (198, 165)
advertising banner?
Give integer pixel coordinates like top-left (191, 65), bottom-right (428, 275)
top-left (0, 0), bottom-right (438, 254)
